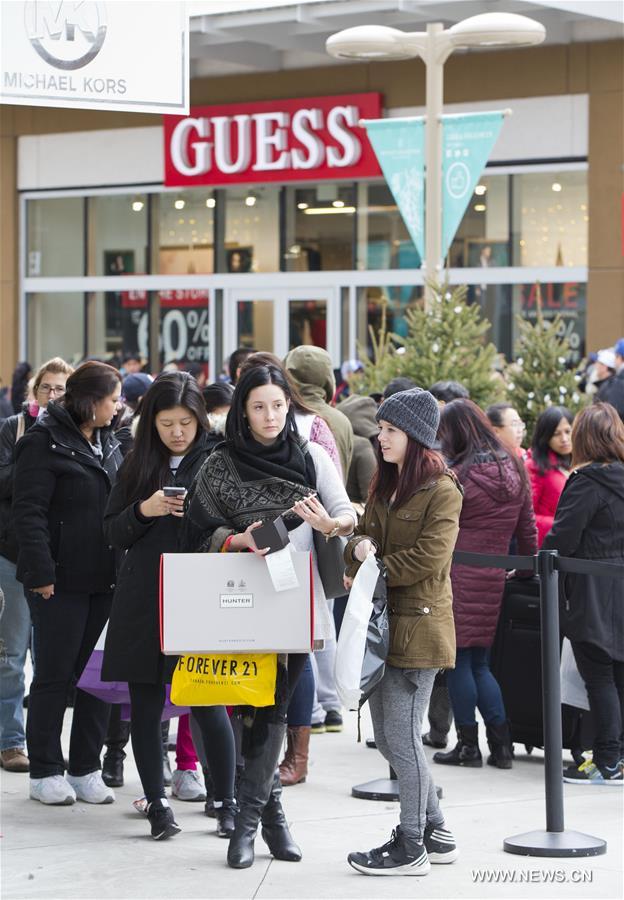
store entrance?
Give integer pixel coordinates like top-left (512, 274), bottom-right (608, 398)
top-left (224, 287), bottom-right (339, 363)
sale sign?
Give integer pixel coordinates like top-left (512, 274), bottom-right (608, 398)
top-left (164, 93), bottom-right (383, 187)
top-left (121, 290), bottom-right (210, 366)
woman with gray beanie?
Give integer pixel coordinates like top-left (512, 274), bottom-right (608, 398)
top-left (344, 389), bottom-right (463, 877)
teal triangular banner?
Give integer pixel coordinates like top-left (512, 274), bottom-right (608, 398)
top-left (362, 117), bottom-right (425, 261)
top-left (442, 111), bottom-right (505, 259)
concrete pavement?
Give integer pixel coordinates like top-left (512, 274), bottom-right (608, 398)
top-left (1, 706), bottom-right (622, 900)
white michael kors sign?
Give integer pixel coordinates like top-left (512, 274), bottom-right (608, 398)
top-left (1, 0), bottom-right (189, 114)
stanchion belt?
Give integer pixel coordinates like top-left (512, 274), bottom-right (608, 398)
top-left (453, 550), bottom-right (624, 579)
top-left (452, 550), bottom-right (536, 570)
top-left (555, 556), bottom-right (624, 578)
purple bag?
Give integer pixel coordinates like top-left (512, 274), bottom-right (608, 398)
top-left (77, 649), bottom-right (188, 721)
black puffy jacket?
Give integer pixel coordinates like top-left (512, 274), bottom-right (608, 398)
top-left (0, 406), bottom-right (38, 563)
top-left (542, 462), bottom-right (624, 661)
top-left (12, 402), bottom-right (122, 592)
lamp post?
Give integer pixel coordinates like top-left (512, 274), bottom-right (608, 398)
top-left (326, 13), bottom-right (545, 302)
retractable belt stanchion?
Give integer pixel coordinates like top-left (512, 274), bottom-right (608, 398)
top-left (504, 549), bottom-right (607, 858)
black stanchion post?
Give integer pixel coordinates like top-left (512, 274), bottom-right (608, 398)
top-left (504, 549), bottom-right (606, 858)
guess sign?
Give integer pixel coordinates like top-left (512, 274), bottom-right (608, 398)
top-left (164, 93), bottom-right (382, 186)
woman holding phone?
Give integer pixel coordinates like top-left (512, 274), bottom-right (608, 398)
top-left (183, 363), bottom-right (355, 869)
top-left (102, 373), bottom-right (236, 841)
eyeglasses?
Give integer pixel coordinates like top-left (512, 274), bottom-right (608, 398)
top-left (508, 421), bottom-right (526, 432)
top-left (38, 384), bottom-right (65, 396)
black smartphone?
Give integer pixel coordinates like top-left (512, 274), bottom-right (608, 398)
top-left (163, 486), bottom-right (187, 498)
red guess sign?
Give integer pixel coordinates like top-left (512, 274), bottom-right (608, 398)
top-left (164, 93), bottom-right (383, 186)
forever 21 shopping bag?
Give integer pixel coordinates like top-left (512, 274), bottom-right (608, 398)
top-left (170, 653), bottom-right (277, 707)
top-left (335, 554), bottom-right (387, 710)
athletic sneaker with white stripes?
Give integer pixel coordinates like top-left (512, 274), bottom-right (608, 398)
top-left (347, 828), bottom-right (431, 876)
top-left (424, 823), bottom-right (459, 863)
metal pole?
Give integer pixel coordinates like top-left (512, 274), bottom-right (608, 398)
top-left (424, 23), bottom-right (444, 308)
top-left (538, 548), bottom-right (564, 833)
top-left (504, 548), bottom-right (605, 856)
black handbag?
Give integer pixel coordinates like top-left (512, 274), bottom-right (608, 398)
top-left (313, 529), bottom-right (348, 599)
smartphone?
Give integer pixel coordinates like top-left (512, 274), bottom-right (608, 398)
top-left (163, 486), bottom-right (187, 498)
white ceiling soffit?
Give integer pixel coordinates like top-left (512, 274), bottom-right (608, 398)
top-left (188, 0), bottom-right (624, 78)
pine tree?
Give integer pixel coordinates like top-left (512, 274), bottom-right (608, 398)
top-left (353, 297), bottom-right (400, 396)
top-left (397, 282), bottom-right (505, 406)
top-left (509, 292), bottom-right (586, 440)
top-left (354, 282), bottom-right (505, 406)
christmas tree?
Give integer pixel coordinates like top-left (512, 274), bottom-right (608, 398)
top-left (353, 282), bottom-right (504, 407)
top-left (395, 282), bottom-right (505, 407)
top-left (509, 292), bottom-right (586, 441)
top-left (352, 296), bottom-right (401, 396)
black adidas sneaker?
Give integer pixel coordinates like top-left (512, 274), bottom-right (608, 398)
top-left (348, 828), bottom-right (431, 876)
top-left (424, 823), bottom-right (459, 863)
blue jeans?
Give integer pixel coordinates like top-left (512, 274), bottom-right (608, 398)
top-left (0, 556), bottom-right (31, 751)
top-left (287, 655), bottom-right (314, 727)
top-left (446, 647), bottom-right (506, 728)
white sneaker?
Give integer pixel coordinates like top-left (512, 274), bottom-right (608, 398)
top-left (171, 768), bottom-right (206, 802)
top-left (66, 771), bottom-right (115, 804)
top-left (30, 775), bottom-right (76, 805)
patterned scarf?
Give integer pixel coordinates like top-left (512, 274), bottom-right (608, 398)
top-left (182, 428), bottom-right (316, 553)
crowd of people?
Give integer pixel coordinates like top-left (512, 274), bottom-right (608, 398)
top-left (0, 338), bottom-right (623, 877)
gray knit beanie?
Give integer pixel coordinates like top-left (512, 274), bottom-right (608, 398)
top-left (375, 388), bottom-right (440, 449)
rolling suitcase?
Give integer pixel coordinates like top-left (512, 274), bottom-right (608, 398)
top-left (490, 576), bottom-right (594, 762)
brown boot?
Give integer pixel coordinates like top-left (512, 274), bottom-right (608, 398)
top-left (278, 727), bottom-right (310, 786)
top-left (0, 748), bottom-right (30, 772)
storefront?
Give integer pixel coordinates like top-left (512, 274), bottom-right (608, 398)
top-left (19, 90), bottom-right (589, 377)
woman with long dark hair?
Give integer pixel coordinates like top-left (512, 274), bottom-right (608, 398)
top-left (433, 399), bottom-right (537, 771)
top-left (12, 361), bottom-right (123, 806)
top-left (543, 403), bottom-right (624, 785)
top-left (238, 351), bottom-right (343, 786)
top-left (101, 372), bottom-right (236, 840)
top-left (345, 389), bottom-right (463, 877)
top-left (526, 405), bottom-right (573, 545)
top-left (183, 363), bottom-right (355, 868)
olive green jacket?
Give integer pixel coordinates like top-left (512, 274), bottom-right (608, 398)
top-left (344, 473), bottom-right (463, 669)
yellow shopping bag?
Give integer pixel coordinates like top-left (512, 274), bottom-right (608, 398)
top-left (170, 653), bottom-right (277, 707)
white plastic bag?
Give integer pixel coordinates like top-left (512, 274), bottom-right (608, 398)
top-left (334, 554), bottom-right (380, 710)
top-left (560, 637), bottom-right (589, 710)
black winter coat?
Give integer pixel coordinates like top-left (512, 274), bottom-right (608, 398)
top-left (542, 462), bottom-right (624, 661)
top-left (597, 370), bottom-right (624, 421)
top-left (12, 403), bottom-right (122, 592)
top-left (0, 406), bottom-right (38, 562)
top-left (101, 434), bottom-right (211, 684)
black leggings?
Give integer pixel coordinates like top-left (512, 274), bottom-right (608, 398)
top-left (128, 682), bottom-right (236, 804)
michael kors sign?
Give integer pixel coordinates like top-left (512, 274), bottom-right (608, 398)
top-left (1, 1), bottom-right (189, 114)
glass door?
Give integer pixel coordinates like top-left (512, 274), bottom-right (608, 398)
top-left (224, 287), bottom-right (338, 365)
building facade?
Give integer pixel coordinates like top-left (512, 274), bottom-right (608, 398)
top-left (1, 34), bottom-right (622, 380)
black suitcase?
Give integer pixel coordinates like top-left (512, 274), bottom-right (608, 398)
top-left (490, 576), bottom-right (594, 762)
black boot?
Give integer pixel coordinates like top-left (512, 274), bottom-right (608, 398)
top-left (261, 770), bottom-right (302, 861)
top-left (215, 798), bottom-right (238, 838)
top-left (433, 724), bottom-right (483, 767)
top-left (102, 751), bottom-right (125, 788)
top-left (227, 723), bottom-right (286, 869)
top-left (486, 720), bottom-right (513, 769)
top-left (161, 720), bottom-right (172, 787)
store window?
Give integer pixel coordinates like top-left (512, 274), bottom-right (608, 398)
top-left (156, 190), bottom-right (215, 274)
top-left (512, 170), bottom-right (587, 267)
top-left (512, 281), bottom-right (586, 363)
top-left (450, 174), bottom-right (510, 268)
top-left (88, 289), bottom-right (211, 368)
top-left (224, 186), bottom-right (279, 273)
top-left (284, 183), bottom-right (355, 271)
top-left (27, 293), bottom-right (85, 367)
top-left (357, 182), bottom-right (420, 271)
top-left (356, 285), bottom-right (423, 358)
top-left (89, 193), bottom-right (148, 276)
top-left (27, 197), bottom-right (84, 276)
